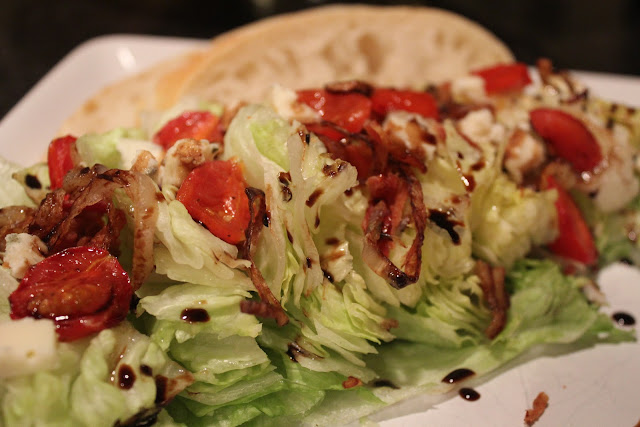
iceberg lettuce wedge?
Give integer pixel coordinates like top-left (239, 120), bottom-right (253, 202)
top-left (1, 323), bottom-right (191, 427)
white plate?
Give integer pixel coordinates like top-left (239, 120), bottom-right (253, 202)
top-left (0, 35), bottom-right (208, 166)
top-left (0, 35), bottom-right (638, 427)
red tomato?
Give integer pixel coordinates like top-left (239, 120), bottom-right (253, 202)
top-left (176, 160), bottom-right (250, 245)
top-left (9, 246), bottom-right (132, 341)
top-left (371, 88), bottom-right (439, 119)
top-left (543, 175), bottom-right (598, 265)
top-left (297, 90), bottom-right (372, 133)
top-left (305, 123), bottom-right (346, 142)
top-left (472, 63), bottom-right (532, 94)
top-left (153, 111), bottom-right (222, 150)
top-left (530, 108), bottom-right (602, 173)
top-left (47, 135), bottom-right (77, 190)
top-left (306, 123), bottom-right (375, 180)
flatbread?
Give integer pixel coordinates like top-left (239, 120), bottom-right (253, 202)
top-left (61, 4), bottom-right (514, 136)
top-left (176, 5), bottom-right (514, 106)
top-left (59, 50), bottom-right (209, 136)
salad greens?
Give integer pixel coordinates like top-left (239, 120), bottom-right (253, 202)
top-left (1, 63), bottom-right (638, 427)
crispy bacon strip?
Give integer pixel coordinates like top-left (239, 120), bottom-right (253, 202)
top-left (474, 260), bottom-right (510, 339)
top-left (342, 376), bottom-right (363, 389)
top-left (362, 167), bottom-right (427, 289)
top-left (30, 186), bottom-right (125, 257)
top-left (77, 205), bottom-right (127, 254)
top-left (239, 187), bottom-right (289, 326)
top-left (364, 121), bottom-right (426, 173)
top-left (525, 392), bottom-right (549, 426)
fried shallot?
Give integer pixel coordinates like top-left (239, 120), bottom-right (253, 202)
top-left (474, 259), bottom-right (510, 339)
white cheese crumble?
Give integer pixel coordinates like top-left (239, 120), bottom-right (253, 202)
top-left (450, 75), bottom-right (486, 104)
top-left (0, 317), bottom-right (58, 378)
top-left (119, 138), bottom-right (165, 169)
top-left (2, 233), bottom-right (47, 279)
top-left (504, 131), bottom-right (546, 184)
top-left (384, 111), bottom-right (440, 160)
top-left (161, 139), bottom-right (219, 189)
top-left (267, 84), bottom-right (317, 122)
top-left (457, 109), bottom-right (505, 145)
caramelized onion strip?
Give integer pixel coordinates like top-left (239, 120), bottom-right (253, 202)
top-left (240, 187), bottom-right (289, 326)
top-left (40, 166), bottom-right (159, 290)
top-left (97, 169), bottom-right (159, 290)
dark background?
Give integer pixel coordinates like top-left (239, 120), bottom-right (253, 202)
top-left (1, 0), bottom-right (639, 119)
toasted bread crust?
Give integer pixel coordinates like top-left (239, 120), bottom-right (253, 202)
top-left (61, 5), bottom-right (513, 135)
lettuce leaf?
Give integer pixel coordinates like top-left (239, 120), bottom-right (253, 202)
top-left (366, 259), bottom-right (633, 392)
top-left (1, 323), bottom-right (191, 427)
top-left (75, 127), bottom-right (161, 170)
top-left (0, 267), bottom-right (18, 320)
top-left (0, 157), bottom-right (37, 208)
top-left (574, 191), bottom-right (640, 266)
top-left (386, 274), bottom-right (490, 349)
top-left (153, 200), bottom-right (253, 290)
top-left (471, 173), bottom-right (558, 267)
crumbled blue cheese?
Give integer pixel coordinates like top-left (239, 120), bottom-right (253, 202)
top-left (450, 75), bottom-right (486, 104)
top-left (161, 139), bottom-right (219, 189)
top-left (118, 138), bottom-right (164, 169)
top-left (457, 109), bottom-right (505, 145)
top-left (0, 317), bottom-right (58, 378)
top-left (267, 84), bottom-right (317, 122)
top-left (504, 131), bottom-right (546, 184)
top-left (2, 233), bottom-right (47, 279)
top-left (384, 111), bottom-right (440, 160)
top-left (591, 127), bottom-right (639, 212)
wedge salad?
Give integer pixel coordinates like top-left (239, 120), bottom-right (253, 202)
top-left (0, 60), bottom-right (638, 426)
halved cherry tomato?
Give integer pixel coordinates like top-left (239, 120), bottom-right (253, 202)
top-left (542, 174), bottom-right (598, 265)
top-left (305, 123), bottom-right (346, 142)
top-left (530, 108), bottom-right (602, 173)
top-left (472, 63), bottom-right (532, 94)
top-left (9, 246), bottom-right (132, 341)
top-left (153, 111), bottom-right (222, 150)
top-left (47, 135), bottom-right (77, 190)
top-left (297, 90), bottom-right (372, 133)
top-left (176, 160), bottom-right (250, 245)
top-left (371, 88), bottom-right (439, 119)
top-left (306, 123), bottom-right (375, 180)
